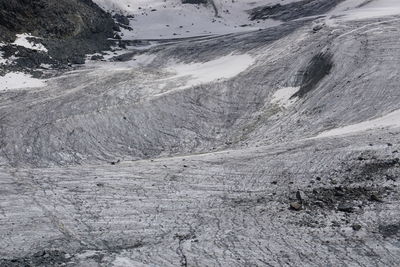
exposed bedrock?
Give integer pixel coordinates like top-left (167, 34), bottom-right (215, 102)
top-left (0, 0), bottom-right (119, 72)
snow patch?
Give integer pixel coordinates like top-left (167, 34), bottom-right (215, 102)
top-left (13, 33), bottom-right (48, 52)
top-left (164, 53), bottom-right (254, 89)
top-left (271, 87), bottom-right (299, 108)
top-left (0, 43), bottom-right (7, 65)
top-left (40, 63), bottom-right (52, 69)
top-left (316, 108), bottom-right (400, 138)
top-left (0, 51), bottom-right (7, 65)
top-left (0, 72), bottom-right (47, 91)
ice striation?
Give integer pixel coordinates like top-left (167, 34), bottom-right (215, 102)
top-left (1, 0), bottom-right (400, 266)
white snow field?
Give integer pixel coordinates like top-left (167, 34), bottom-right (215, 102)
top-left (0, 72), bottom-right (46, 91)
top-left (162, 53), bottom-right (255, 91)
top-left (92, 0), bottom-right (292, 39)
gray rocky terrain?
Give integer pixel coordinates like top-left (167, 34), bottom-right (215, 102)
top-left (0, 0), bottom-right (400, 266)
top-left (0, 0), bottom-right (119, 75)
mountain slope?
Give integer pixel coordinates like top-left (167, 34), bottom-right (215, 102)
top-left (0, 0), bottom-right (119, 76)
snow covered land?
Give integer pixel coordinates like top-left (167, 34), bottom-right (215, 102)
top-left (1, 0), bottom-right (400, 266)
top-left (92, 0), bottom-right (282, 38)
top-left (0, 72), bottom-right (46, 91)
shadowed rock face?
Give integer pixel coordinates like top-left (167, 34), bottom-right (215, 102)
top-left (0, 0), bottom-right (118, 71)
top-left (250, 0), bottom-right (344, 21)
top-left (293, 52), bottom-right (333, 98)
top-left (0, 0), bottom-right (117, 40)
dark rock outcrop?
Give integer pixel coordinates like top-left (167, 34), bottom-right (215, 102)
top-left (292, 51), bottom-right (333, 98)
top-left (182, 0), bottom-right (208, 4)
top-left (0, 0), bottom-right (119, 72)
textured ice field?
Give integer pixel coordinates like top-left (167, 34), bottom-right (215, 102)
top-left (1, 0), bottom-right (400, 266)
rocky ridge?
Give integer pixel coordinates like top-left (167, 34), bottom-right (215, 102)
top-left (0, 0), bottom-right (119, 76)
